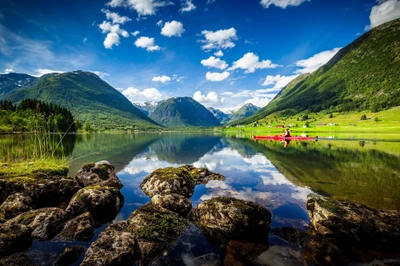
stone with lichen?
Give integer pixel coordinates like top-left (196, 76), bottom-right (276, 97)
top-left (0, 193), bottom-right (33, 222)
top-left (75, 161), bottom-right (123, 189)
top-left (0, 224), bottom-right (32, 257)
top-left (66, 186), bottom-right (124, 225)
top-left (55, 246), bottom-right (85, 266)
top-left (57, 212), bottom-right (94, 241)
top-left (151, 193), bottom-right (192, 216)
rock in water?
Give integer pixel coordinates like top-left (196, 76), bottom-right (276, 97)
top-left (151, 193), bottom-right (192, 216)
top-left (0, 193), bottom-right (33, 222)
top-left (0, 252), bottom-right (37, 266)
top-left (0, 224), bottom-right (32, 257)
top-left (5, 207), bottom-right (68, 240)
top-left (75, 161), bottom-right (123, 189)
top-left (140, 165), bottom-right (225, 198)
top-left (189, 197), bottom-right (271, 247)
top-left (307, 194), bottom-right (400, 251)
top-left (66, 186), bottom-right (124, 225)
top-left (57, 212), bottom-right (94, 241)
top-left (54, 246), bottom-right (85, 266)
top-left (81, 221), bottom-right (137, 266)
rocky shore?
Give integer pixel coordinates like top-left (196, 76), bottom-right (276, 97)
top-left (1, 162), bottom-right (399, 265)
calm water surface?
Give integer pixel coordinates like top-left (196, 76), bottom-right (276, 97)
top-left (1, 133), bottom-right (400, 265)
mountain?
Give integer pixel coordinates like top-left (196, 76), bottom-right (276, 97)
top-left (0, 71), bottom-right (159, 129)
top-left (208, 107), bottom-right (231, 124)
top-left (133, 101), bottom-right (159, 116)
top-left (0, 73), bottom-right (38, 97)
top-left (149, 97), bottom-right (221, 127)
top-left (228, 103), bottom-right (260, 123)
top-left (231, 18), bottom-right (400, 125)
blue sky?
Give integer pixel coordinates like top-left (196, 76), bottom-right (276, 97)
top-left (1, 0), bottom-right (400, 111)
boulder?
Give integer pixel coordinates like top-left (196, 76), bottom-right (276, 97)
top-left (140, 165), bottom-right (225, 198)
top-left (75, 161), bottom-right (123, 189)
top-left (0, 193), bottom-right (33, 222)
top-left (0, 224), bottom-right (32, 257)
top-left (189, 197), bottom-right (271, 247)
top-left (66, 186), bottom-right (124, 225)
top-left (127, 203), bottom-right (190, 265)
top-left (5, 207), bottom-right (68, 240)
top-left (57, 212), bottom-right (94, 241)
top-left (22, 175), bottom-right (81, 208)
top-left (81, 221), bottom-right (137, 266)
top-left (54, 246), bottom-right (85, 266)
top-left (0, 252), bottom-right (37, 266)
top-left (307, 194), bottom-right (400, 251)
top-left (151, 193), bottom-right (192, 216)
top-left (0, 179), bottom-right (24, 205)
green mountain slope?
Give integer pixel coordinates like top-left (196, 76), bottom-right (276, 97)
top-left (149, 97), bottom-right (221, 127)
top-left (1, 71), bottom-right (159, 129)
top-left (232, 18), bottom-right (400, 125)
top-left (208, 107), bottom-right (231, 124)
top-left (0, 73), bottom-right (37, 97)
top-left (228, 103), bottom-right (260, 123)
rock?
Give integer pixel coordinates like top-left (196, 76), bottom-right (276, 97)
top-left (0, 193), bottom-right (33, 222)
top-left (0, 252), bottom-right (37, 266)
top-left (57, 212), bottom-right (94, 241)
top-left (140, 165), bottom-right (225, 198)
top-left (271, 227), bottom-right (309, 247)
top-left (307, 194), bottom-right (400, 252)
top-left (192, 253), bottom-right (222, 266)
top-left (22, 175), bottom-right (81, 209)
top-left (127, 203), bottom-right (190, 265)
top-left (5, 207), bottom-right (68, 240)
top-left (81, 221), bottom-right (138, 266)
top-left (224, 240), bottom-right (269, 266)
top-left (189, 197), bottom-right (271, 247)
top-left (0, 179), bottom-right (24, 205)
top-left (54, 246), bottom-right (85, 266)
top-left (151, 193), bottom-right (192, 216)
top-left (75, 161), bottom-right (123, 189)
top-left (0, 224), bottom-right (32, 257)
top-left (66, 186), bottom-right (124, 225)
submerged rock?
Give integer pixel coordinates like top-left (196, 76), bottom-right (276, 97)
top-left (81, 221), bottom-right (137, 266)
top-left (151, 193), bottom-right (192, 216)
top-left (224, 240), bottom-right (269, 266)
top-left (57, 212), bottom-right (94, 241)
top-left (54, 246), bottom-right (85, 266)
top-left (0, 252), bottom-right (37, 266)
top-left (190, 197), bottom-right (271, 247)
top-left (140, 165), bottom-right (225, 198)
top-left (0, 224), bottom-right (32, 257)
top-left (0, 193), bottom-right (33, 222)
top-left (127, 203), bottom-right (190, 265)
top-left (5, 207), bottom-right (68, 240)
top-left (66, 186), bottom-right (124, 225)
top-left (75, 161), bottom-right (123, 189)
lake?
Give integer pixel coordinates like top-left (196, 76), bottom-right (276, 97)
top-left (1, 132), bottom-right (400, 265)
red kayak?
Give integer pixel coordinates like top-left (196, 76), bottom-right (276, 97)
top-left (252, 135), bottom-right (318, 141)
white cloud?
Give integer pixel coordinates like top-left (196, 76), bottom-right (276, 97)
top-left (107, 0), bottom-right (173, 16)
top-left (244, 97), bottom-right (270, 108)
top-left (260, 0), bottom-right (309, 9)
top-left (180, 0), bottom-right (196, 12)
top-left (31, 69), bottom-right (65, 77)
top-left (152, 75), bottom-right (171, 83)
top-left (122, 87), bottom-right (163, 102)
top-left (229, 52), bottom-right (281, 73)
top-left (156, 20), bottom-right (163, 27)
top-left (90, 71), bottom-right (110, 79)
top-left (134, 36), bottom-right (161, 51)
top-left (295, 48), bottom-right (341, 74)
top-left (1, 68), bottom-right (13, 74)
top-left (98, 21), bottom-right (129, 49)
top-left (262, 74), bottom-right (298, 89)
top-left (131, 30), bottom-right (140, 36)
top-left (214, 50), bottom-right (224, 57)
top-left (206, 71), bottom-right (230, 81)
top-left (207, 0), bottom-right (216, 4)
top-left (101, 9), bottom-right (132, 24)
top-left (193, 91), bottom-right (225, 106)
top-left (104, 32), bottom-right (120, 48)
top-left (83, 37), bottom-right (88, 44)
top-left (200, 28), bottom-right (237, 51)
top-left (161, 21), bottom-right (185, 37)
top-left (201, 56), bottom-right (228, 70)
top-left (172, 74), bottom-right (185, 83)
top-left (366, 0), bottom-right (400, 30)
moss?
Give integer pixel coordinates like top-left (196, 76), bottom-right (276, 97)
top-left (93, 164), bottom-right (110, 180)
top-left (143, 167), bottom-right (193, 183)
top-left (6, 176), bottom-right (36, 184)
top-left (81, 162), bottom-right (95, 172)
top-left (317, 198), bottom-right (347, 216)
top-left (17, 211), bottom-right (37, 225)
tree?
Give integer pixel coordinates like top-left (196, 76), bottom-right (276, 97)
top-left (361, 114), bottom-right (367, 120)
top-left (83, 122), bottom-right (93, 132)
